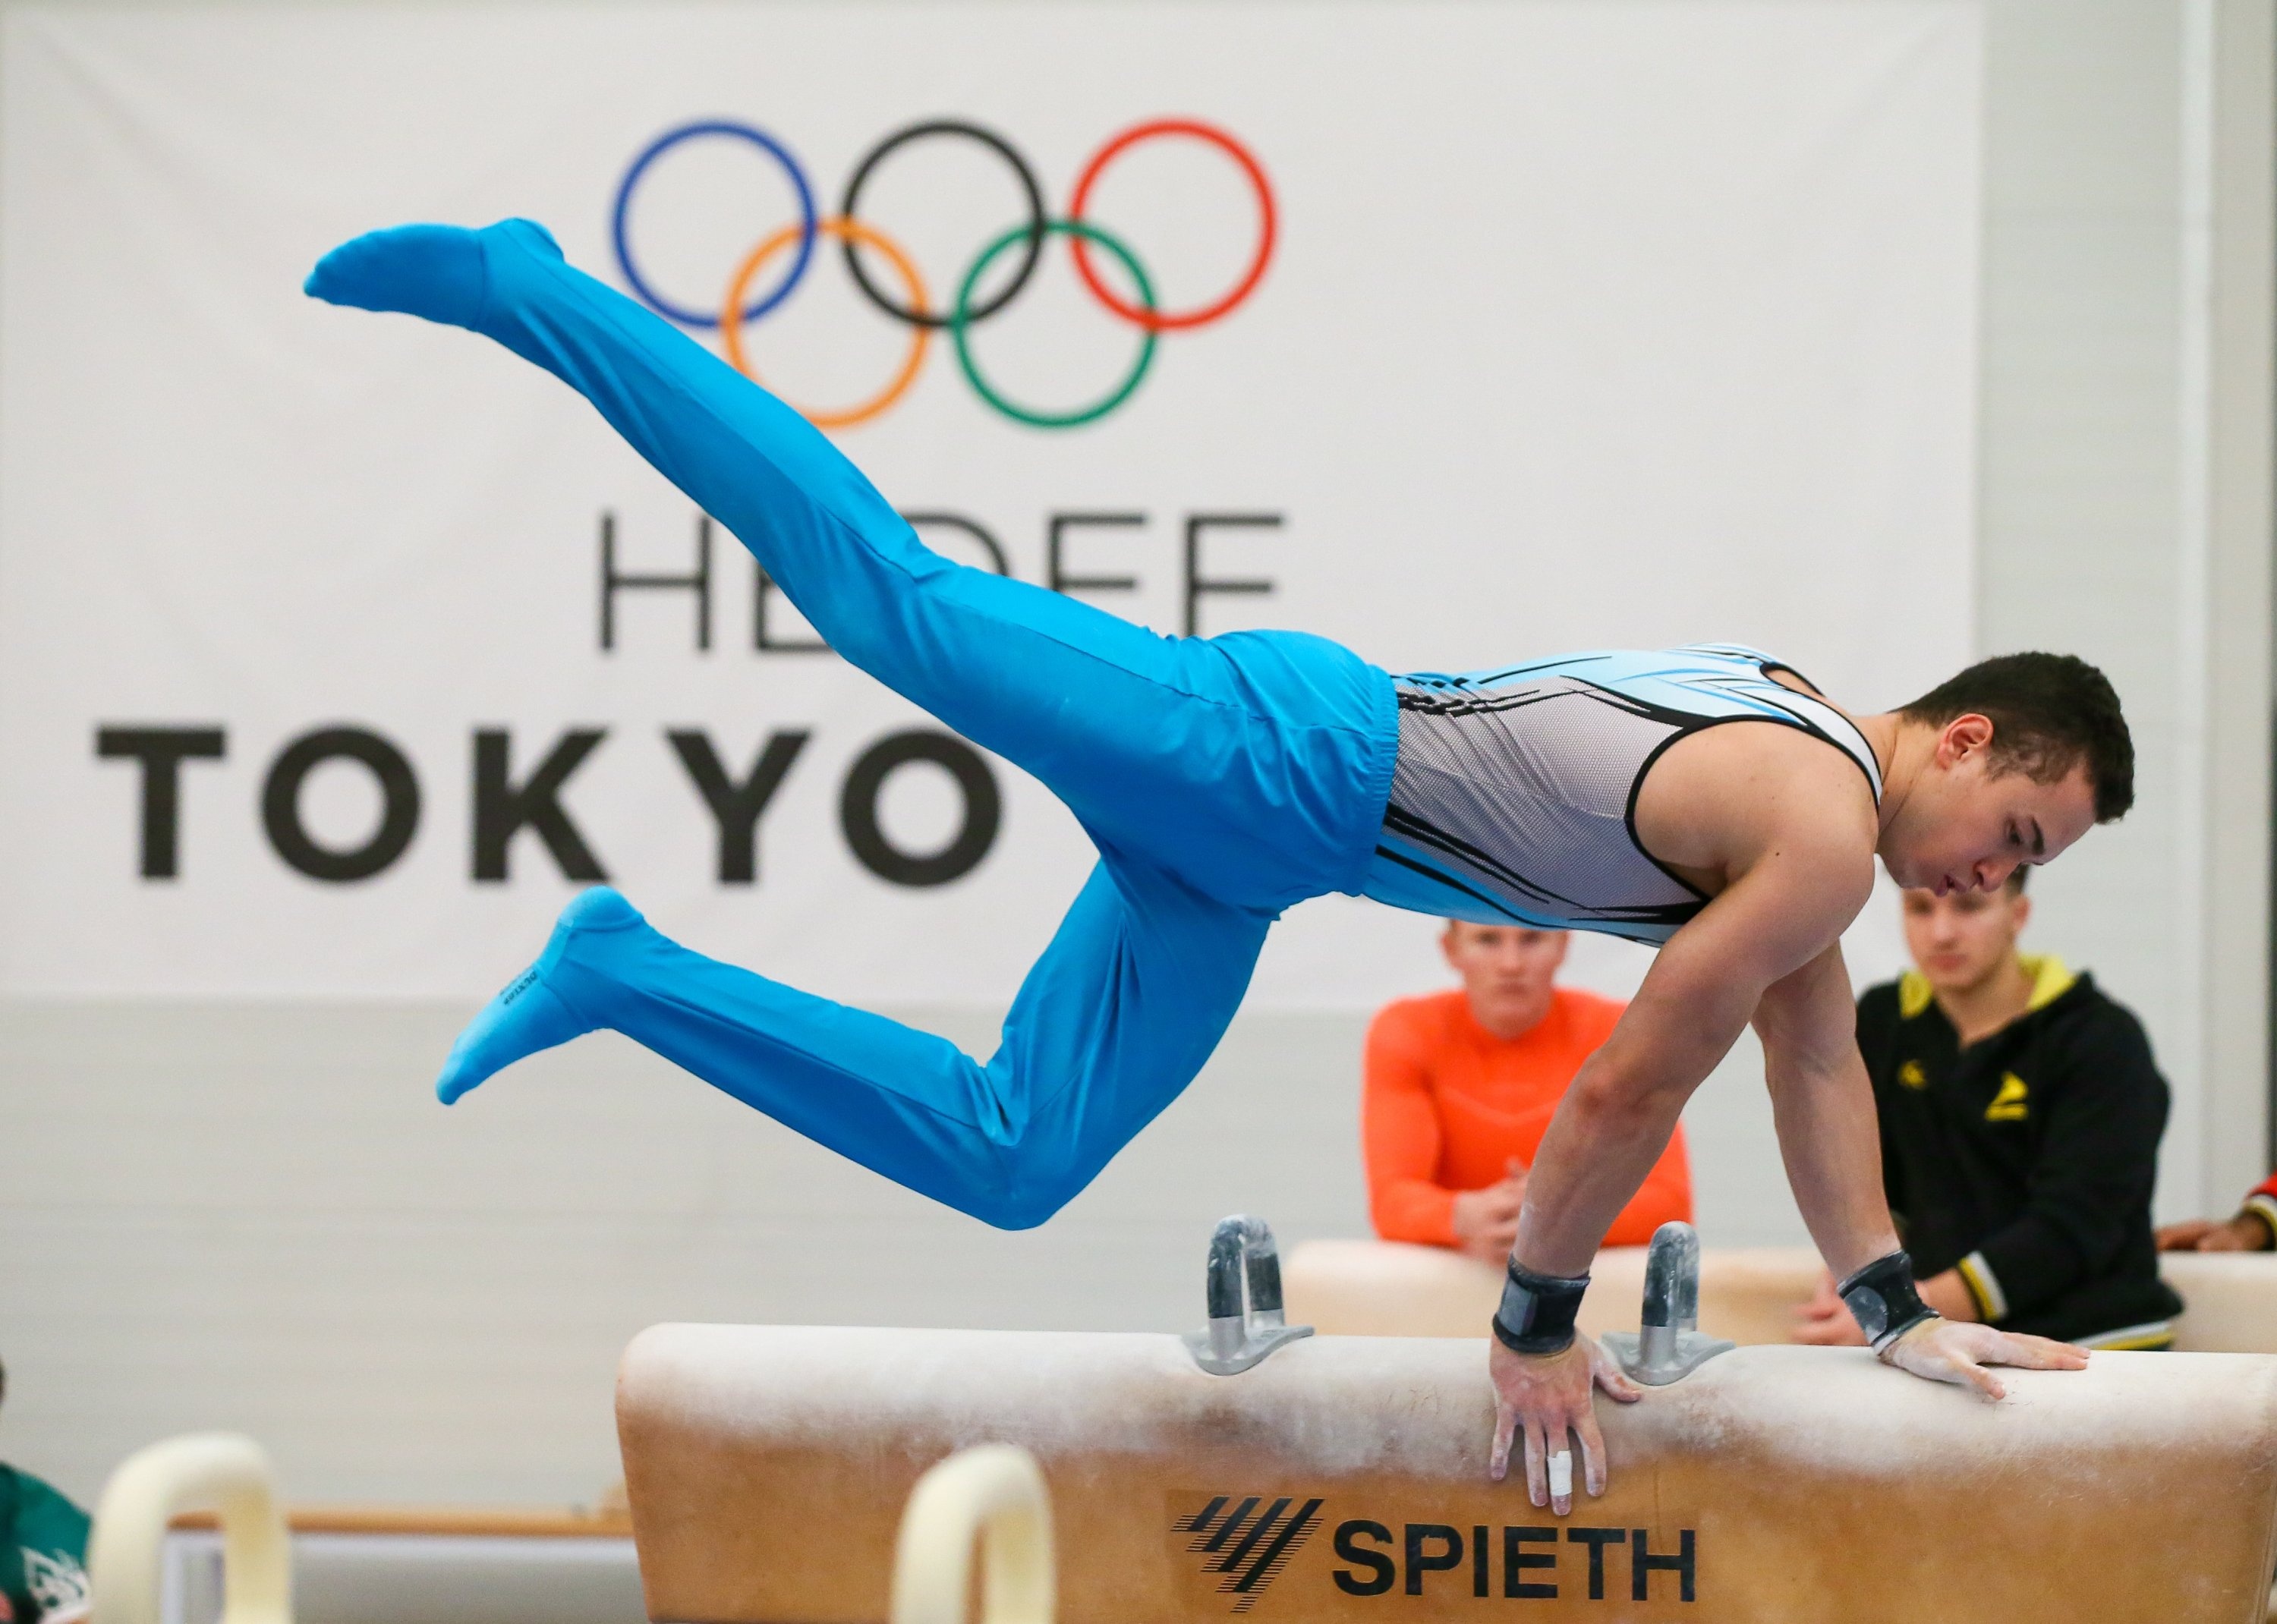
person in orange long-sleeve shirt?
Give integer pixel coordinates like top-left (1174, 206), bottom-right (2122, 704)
top-left (1365, 923), bottom-right (1693, 1264)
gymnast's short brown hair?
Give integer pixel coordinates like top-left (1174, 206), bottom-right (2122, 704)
top-left (1901, 652), bottom-right (2134, 823)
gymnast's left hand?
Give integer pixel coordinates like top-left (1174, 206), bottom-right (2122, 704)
top-left (1878, 1317), bottom-right (2087, 1399)
top-left (1487, 1333), bottom-right (1639, 1515)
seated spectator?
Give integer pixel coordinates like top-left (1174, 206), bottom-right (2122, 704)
top-left (1794, 870), bottom-right (2181, 1349)
top-left (0, 1361), bottom-right (91, 1624)
top-left (2156, 1176), bottom-right (2277, 1251)
top-left (1363, 921), bottom-right (1691, 1264)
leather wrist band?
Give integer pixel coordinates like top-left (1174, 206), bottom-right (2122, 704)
top-left (1838, 1249), bottom-right (1938, 1351)
top-left (1491, 1259), bottom-right (1590, 1356)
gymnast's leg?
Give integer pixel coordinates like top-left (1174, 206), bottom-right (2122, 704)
top-left (305, 219), bottom-right (1389, 1217)
top-left (441, 847), bottom-right (1268, 1228)
top-left (303, 219), bottom-right (1388, 901)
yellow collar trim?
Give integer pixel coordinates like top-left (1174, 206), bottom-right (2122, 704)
top-left (2022, 953), bottom-right (2075, 1010)
top-left (1898, 955), bottom-right (2073, 1021)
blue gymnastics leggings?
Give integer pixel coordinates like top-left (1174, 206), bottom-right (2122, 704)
top-left (306, 219), bottom-right (1397, 1228)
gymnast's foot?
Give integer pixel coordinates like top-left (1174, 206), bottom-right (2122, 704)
top-left (303, 218), bottom-right (563, 330)
top-left (434, 886), bottom-right (644, 1104)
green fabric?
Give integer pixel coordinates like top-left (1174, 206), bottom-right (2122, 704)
top-left (0, 1468), bottom-right (90, 1624)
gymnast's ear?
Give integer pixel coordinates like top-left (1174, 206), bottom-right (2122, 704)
top-left (1931, 712), bottom-right (1996, 768)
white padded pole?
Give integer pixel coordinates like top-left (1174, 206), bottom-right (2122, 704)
top-left (890, 1445), bottom-right (1054, 1624)
top-left (88, 1434), bottom-right (291, 1624)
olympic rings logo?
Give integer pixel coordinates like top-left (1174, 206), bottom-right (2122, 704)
top-left (610, 117), bottom-right (1277, 430)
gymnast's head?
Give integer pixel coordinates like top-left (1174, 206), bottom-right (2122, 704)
top-left (1875, 651), bottom-right (2132, 895)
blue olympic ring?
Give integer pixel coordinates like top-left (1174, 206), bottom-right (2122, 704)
top-left (612, 120), bottom-right (817, 329)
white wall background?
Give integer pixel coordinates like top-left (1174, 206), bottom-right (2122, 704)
top-left (0, 0), bottom-right (2265, 1509)
top-left (0, 2), bottom-right (1976, 1004)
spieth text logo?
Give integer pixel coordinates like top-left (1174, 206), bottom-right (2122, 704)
top-left (1174, 1493), bottom-right (1325, 1613)
top-left (609, 117), bottom-right (1276, 430)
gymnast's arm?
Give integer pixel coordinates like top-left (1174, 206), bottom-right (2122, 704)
top-left (1510, 829), bottom-right (1873, 1282)
top-left (1751, 935), bottom-right (2090, 1393)
top-left (1751, 939), bottom-right (1904, 1281)
top-left (1488, 829), bottom-right (1870, 1509)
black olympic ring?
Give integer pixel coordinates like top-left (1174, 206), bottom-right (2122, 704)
top-left (836, 119), bottom-right (1047, 331)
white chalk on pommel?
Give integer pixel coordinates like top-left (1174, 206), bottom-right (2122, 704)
top-left (617, 1326), bottom-right (2277, 1623)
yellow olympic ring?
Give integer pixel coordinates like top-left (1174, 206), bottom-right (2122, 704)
top-left (720, 216), bottom-right (931, 430)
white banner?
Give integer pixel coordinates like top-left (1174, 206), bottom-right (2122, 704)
top-left (0, 2), bottom-right (1979, 1004)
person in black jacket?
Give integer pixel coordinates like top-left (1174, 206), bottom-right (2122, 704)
top-left (1793, 867), bottom-right (2181, 1349)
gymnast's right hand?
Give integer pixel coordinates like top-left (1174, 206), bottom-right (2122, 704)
top-left (1487, 1333), bottom-right (1639, 1515)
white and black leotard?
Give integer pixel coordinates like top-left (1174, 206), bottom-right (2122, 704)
top-left (1361, 644), bottom-right (1883, 946)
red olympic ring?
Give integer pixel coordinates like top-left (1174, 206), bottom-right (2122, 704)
top-left (1067, 118), bottom-right (1277, 332)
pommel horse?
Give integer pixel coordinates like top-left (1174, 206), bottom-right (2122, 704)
top-left (614, 1219), bottom-right (2277, 1623)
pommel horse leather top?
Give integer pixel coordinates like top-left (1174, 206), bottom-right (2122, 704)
top-left (616, 1323), bottom-right (2277, 1624)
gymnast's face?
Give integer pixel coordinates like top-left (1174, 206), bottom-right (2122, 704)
top-left (1879, 714), bottom-right (2097, 897)
top-left (1441, 922), bottom-right (1567, 1041)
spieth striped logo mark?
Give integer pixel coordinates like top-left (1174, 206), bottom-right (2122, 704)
top-left (1174, 1494), bottom-right (1326, 1613)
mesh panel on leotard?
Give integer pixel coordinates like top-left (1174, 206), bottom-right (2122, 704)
top-left (1361, 645), bottom-right (1883, 946)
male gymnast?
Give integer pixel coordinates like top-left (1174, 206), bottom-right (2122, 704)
top-left (306, 218), bottom-right (2115, 1515)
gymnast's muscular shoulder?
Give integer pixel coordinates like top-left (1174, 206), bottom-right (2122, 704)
top-left (1630, 713), bottom-right (1881, 956)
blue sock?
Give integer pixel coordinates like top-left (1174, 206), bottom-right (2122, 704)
top-left (303, 219), bottom-right (563, 331)
top-left (433, 886), bottom-right (644, 1103)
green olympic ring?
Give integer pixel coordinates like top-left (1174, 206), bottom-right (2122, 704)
top-left (950, 219), bottom-right (1157, 430)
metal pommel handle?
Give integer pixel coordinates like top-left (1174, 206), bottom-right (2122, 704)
top-left (90, 1433), bottom-right (292, 1624)
top-left (1638, 1217), bottom-right (1702, 1364)
top-left (1184, 1213), bottom-right (1315, 1375)
top-left (1600, 1222), bottom-right (1734, 1386)
top-left (891, 1445), bottom-right (1055, 1624)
